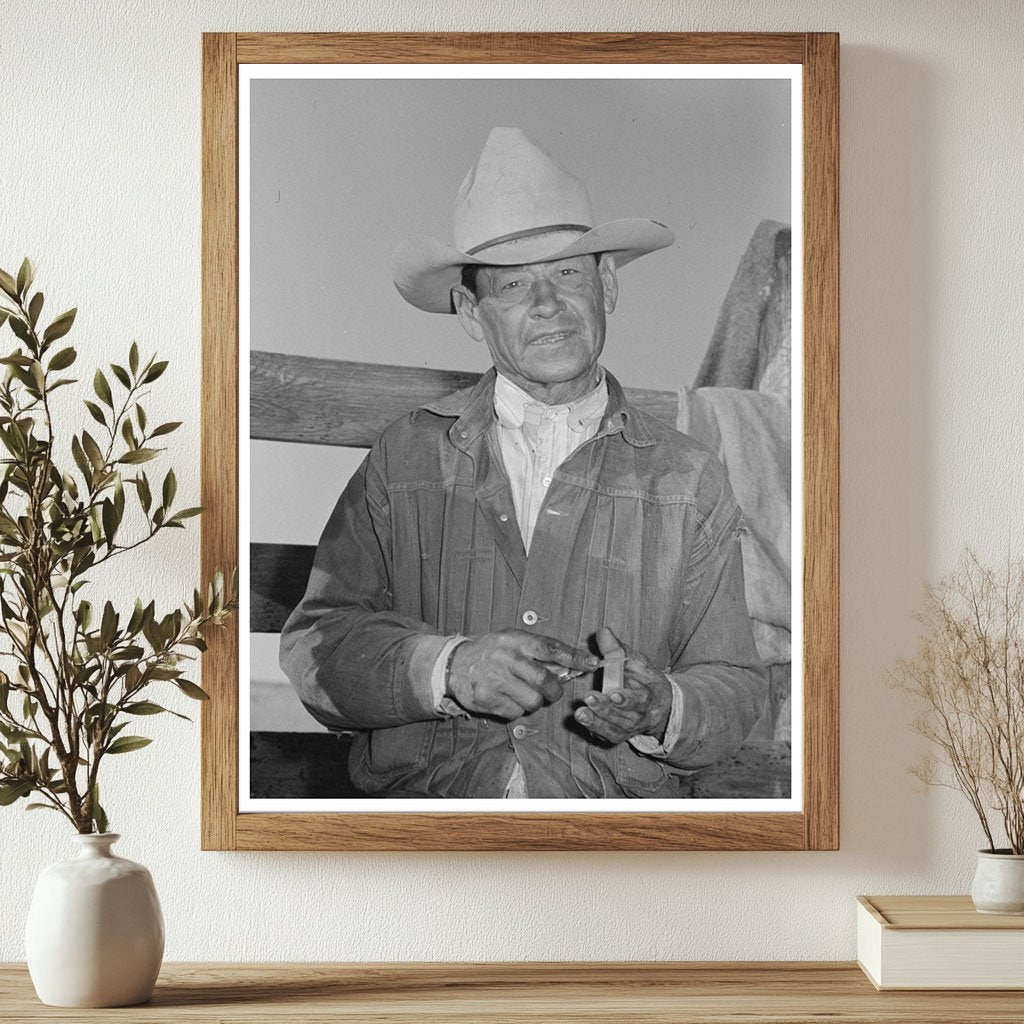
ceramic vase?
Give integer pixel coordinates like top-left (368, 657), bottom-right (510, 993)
top-left (25, 833), bottom-right (164, 1007)
top-left (970, 849), bottom-right (1024, 915)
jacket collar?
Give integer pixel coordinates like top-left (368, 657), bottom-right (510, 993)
top-left (422, 365), bottom-right (656, 450)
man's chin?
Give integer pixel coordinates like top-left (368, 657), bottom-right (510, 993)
top-left (524, 353), bottom-right (596, 384)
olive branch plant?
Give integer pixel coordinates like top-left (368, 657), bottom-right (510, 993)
top-left (894, 551), bottom-right (1024, 854)
top-left (0, 259), bottom-right (236, 834)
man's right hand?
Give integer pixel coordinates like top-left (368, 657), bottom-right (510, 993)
top-left (446, 630), bottom-right (599, 720)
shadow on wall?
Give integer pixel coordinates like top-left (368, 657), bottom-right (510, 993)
top-left (838, 48), bottom-right (937, 868)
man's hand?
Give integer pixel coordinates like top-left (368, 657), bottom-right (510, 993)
top-left (574, 627), bottom-right (673, 745)
top-left (447, 630), bottom-right (599, 720)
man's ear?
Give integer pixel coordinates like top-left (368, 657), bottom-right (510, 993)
top-left (452, 285), bottom-right (486, 343)
top-left (598, 253), bottom-right (619, 315)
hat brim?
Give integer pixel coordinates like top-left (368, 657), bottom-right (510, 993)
top-left (391, 219), bottom-right (675, 313)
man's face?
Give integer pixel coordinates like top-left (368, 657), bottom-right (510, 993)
top-left (452, 253), bottom-right (618, 402)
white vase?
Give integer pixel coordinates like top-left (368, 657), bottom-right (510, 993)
top-left (970, 849), bottom-right (1024, 915)
top-left (25, 833), bottom-right (164, 1007)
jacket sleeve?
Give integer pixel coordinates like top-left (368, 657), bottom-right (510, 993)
top-left (278, 443), bottom-right (450, 731)
top-left (659, 458), bottom-right (769, 770)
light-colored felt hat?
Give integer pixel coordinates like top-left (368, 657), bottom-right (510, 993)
top-left (391, 127), bottom-right (675, 313)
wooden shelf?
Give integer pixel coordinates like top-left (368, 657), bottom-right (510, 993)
top-left (3, 962), bottom-right (1024, 1022)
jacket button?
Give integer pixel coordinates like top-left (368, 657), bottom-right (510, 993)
top-left (512, 725), bottom-right (527, 740)
top-left (521, 610), bottom-right (538, 625)
top-left (499, 513), bottom-right (509, 522)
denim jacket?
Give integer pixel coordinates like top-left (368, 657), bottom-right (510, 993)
top-left (280, 368), bottom-right (767, 798)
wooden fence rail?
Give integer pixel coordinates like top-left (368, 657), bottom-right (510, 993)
top-left (250, 351), bottom-right (679, 448)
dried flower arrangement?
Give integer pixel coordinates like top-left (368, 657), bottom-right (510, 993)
top-left (894, 551), bottom-right (1024, 854)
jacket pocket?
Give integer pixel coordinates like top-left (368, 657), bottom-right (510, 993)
top-left (349, 721), bottom-right (436, 791)
top-left (613, 742), bottom-right (673, 796)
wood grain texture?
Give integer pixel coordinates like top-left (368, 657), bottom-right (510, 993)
top-left (203, 31), bottom-right (840, 851)
top-left (233, 811), bottom-right (806, 852)
top-left (801, 33), bottom-right (841, 852)
top-left (250, 352), bottom-right (679, 448)
top-left (236, 32), bottom-right (807, 64)
top-left (861, 896), bottom-right (1024, 930)
top-left (200, 33), bottom-right (239, 852)
top-left (3, 962), bottom-right (1023, 1023)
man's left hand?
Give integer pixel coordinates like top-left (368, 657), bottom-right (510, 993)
top-left (573, 627), bottom-right (673, 745)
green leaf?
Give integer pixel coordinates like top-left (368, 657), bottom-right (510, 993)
top-left (121, 418), bottom-right (137, 450)
top-left (71, 435), bottom-right (92, 482)
top-left (27, 292), bottom-right (43, 329)
top-left (16, 258), bottom-right (34, 298)
top-left (101, 498), bottom-right (117, 546)
top-left (136, 472), bottom-right (152, 513)
top-left (162, 468), bottom-right (176, 508)
top-left (93, 369), bottom-right (113, 409)
top-left (83, 701), bottom-right (115, 729)
top-left (110, 363), bottom-right (131, 388)
top-left (42, 308), bottom-right (76, 344)
top-left (142, 360), bottom-right (168, 383)
top-left (117, 448), bottom-right (157, 465)
top-left (168, 507), bottom-right (202, 524)
top-left (129, 342), bottom-right (139, 375)
top-left (26, 802), bottom-right (61, 813)
top-left (83, 400), bottom-right (107, 427)
top-left (81, 431), bottom-right (105, 472)
top-left (124, 700), bottom-right (174, 716)
top-left (110, 644), bottom-right (143, 661)
top-left (91, 785), bottom-right (108, 834)
top-left (47, 346), bottom-right (76, 371)
top-left (147, 667), bottom-right (181, 680)
top-left (0, 722), bottom-right (28, 743)
top-left (0, 779), bottom-right (33, 805)
top-left (100, 601), bottom-right (117, 647)
top-left (175, 679), bottom-right (210, 701)
top-left (126, 598), bottom-right (146, 635)
top-left (8, 317), bottom-right (31, 344)
top-left (136, 404), bottom-right (147, 432)
top-left (0, 309), bottom-right (9, 330)
top-left (113, 475), bottom-right (125, 518)
top-left (0, 268), bottom-right (18, 300)
top-left (105, 735), bottom-right (152, 755)
top-left (150, 421), bottom-right (181, 438)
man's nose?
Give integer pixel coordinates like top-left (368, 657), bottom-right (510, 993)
top-left (529, 277), bottom-right (564, 317)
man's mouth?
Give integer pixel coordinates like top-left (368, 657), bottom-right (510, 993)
top-left (528, 330), bottom-right (575, 346)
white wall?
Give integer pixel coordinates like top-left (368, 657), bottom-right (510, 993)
top-left (2, 0), bottom-right (1022, 962)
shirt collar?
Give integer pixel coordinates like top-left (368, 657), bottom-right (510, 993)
top-left (493, 368), bottom-right (608, 434)
top-left (421, 366), bottom-right (656, 450)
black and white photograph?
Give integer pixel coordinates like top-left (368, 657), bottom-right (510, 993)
top-left (242, 67), bottom-right (800, 811)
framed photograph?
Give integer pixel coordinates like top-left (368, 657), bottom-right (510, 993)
top-left (201, 32), bottom-right (838, 851)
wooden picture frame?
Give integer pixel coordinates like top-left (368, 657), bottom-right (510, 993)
top-left (201, 32), bottom-right (838, 851)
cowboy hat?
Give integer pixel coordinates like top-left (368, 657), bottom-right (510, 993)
top-left (391, 127), bottom-right (675, 313)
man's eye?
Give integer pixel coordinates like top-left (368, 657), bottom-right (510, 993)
top-left (500, 279), bottom-right (521, 291)
top-left (559, 268), bottom-right (578, 276)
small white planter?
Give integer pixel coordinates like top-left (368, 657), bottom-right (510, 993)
top-left (25, 833), bottom-right (164, 1007)
top-left (971, 849), bottom-right (1024, 915)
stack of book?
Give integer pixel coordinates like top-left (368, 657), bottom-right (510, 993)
top-left (857, 895), bottom-right (1024, 990)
